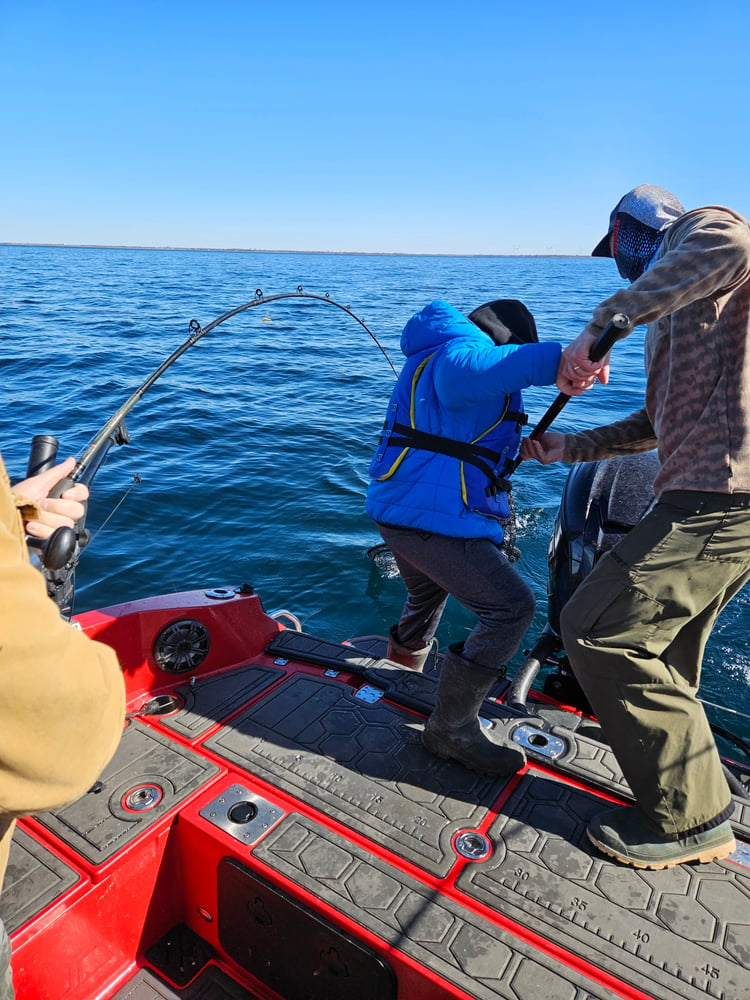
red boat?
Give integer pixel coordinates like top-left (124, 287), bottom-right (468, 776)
top-left (0, 559), bottom-right (746, 1000)
top-left (4, 296), bottom-right (747, 1000)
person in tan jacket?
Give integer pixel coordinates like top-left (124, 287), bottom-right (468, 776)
top-left (522, 185), bottom-right (750, 870)
top-left (0, 454), bottom-right (125, 999)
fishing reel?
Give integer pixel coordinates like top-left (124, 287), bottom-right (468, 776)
top-left (24, 434), bottom-right (79, 574)
top-left (26, 525), bottom-right (77, 571)
top-left (24, 432), bottom-right (115, 615)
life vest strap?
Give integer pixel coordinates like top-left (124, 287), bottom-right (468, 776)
top-left (384, 422), bottom-right (513, 494)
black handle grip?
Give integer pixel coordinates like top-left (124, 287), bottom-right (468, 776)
top-left (506, 312), bottom-right (631, 474)
top-left (49, 476), bottom-right (77, 500)
top-left (26, 435), bottom-right (60, 478)
top-left (588, 312), bottom-right (631, 363)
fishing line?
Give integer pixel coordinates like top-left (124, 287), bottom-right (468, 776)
top-left (85, 474), bottom-right (142, 546)
top-left (700, 697), bottom-right (750, 723)
top-left (34, 288), bottom-right (394, 614)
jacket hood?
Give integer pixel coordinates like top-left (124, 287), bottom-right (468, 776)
top-left (400, 300), bottom-right (487, 358)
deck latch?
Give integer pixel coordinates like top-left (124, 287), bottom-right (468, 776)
top-left (511, 724), bottom-right (567, 760)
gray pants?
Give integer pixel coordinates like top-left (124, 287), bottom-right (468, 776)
top-left (560, 490), bottom-right (750, 837)
top-left (377, 524), bottom-right (535, 671)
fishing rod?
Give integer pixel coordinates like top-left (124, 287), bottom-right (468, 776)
top-left (30, 288), bottom-right (393, 615)
top-left (503, 312), bottom-right (633, 701)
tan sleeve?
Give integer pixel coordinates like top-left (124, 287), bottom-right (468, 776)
top-left (0, 460), bottom-right (125, 841)
top-left (10, 490), bottom-right (41, 524)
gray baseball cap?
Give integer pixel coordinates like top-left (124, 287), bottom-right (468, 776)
top-left (592, 184), bottom-right (685, 257)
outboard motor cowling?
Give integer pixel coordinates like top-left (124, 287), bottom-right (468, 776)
top-left (508, 451), bottom-right (659, 713)
top-left (547, 450), bottom-right (660, 634)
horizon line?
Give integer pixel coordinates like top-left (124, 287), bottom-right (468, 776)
top-left (1, 241), bottom-right (587, 259)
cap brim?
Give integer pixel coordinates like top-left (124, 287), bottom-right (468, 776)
top-left (591, 232), bottom-right (613, 257)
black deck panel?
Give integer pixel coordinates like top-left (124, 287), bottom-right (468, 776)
top-left (204, 672), bottom-right (512, 878)
top-left (218, 857), bottom-right (398, 999)
top-left (34, 722), bottom-right (220, 864)
top-left (156, 664), bottom-right (285, 739)
top-left (0, 828), bottom-right (81, 934)
top-left (110, 966), bottom-right (261, 999)
top-left (267, 629), bottom-right (750, 842)
top-left (457, 771), bottom-right (750, 1000)
top-left (266, 628), bottom-right (509, 711)
top-left (267, 627), bottom-right (393, 673)
top-left (253, 811), bottom-right (611, 1000)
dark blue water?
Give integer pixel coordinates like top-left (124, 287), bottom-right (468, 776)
top-left (2, 244), bottom-right (749, 742)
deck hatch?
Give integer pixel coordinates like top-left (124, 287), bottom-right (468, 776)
top-left (218, 857), bottom-right (396, 999)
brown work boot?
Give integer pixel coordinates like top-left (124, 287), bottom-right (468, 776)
top-left (587, 805), bottom-right (736, 869)
top-left (386, 625), bottom-right (432, 672)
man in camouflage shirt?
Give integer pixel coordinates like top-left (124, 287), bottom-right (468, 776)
top-left (522, 184), bottom-right (750, 869)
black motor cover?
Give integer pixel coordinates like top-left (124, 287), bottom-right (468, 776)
top-left (547, 451), bottom-right (660, 634)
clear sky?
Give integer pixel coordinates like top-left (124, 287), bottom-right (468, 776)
top-left (3, 0), bottom-right (749, 254)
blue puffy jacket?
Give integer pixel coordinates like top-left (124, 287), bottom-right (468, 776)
top-left (366, 300), bottom-right (561, 542)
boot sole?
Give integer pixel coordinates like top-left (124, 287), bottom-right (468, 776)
top-left (586, 828), bottom-right (737, 870)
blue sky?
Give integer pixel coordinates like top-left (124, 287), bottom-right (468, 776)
top-left (3, 1), bottom-right (749, 254)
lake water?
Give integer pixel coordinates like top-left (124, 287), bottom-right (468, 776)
top-left (2, 243), bottom-right (749, 746)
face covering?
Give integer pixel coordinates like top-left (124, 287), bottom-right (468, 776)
top-left (611, 212), bottom-right (665, 282)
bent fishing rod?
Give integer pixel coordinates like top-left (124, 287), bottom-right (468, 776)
top-left (29, 288), bottom-right (393, 615)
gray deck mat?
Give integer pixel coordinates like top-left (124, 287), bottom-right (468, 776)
top-left (266, 629), bottom-right (750, 841)
top-left (6, 639), bottom-right (748, 1000)
top-left (254, 811), bottom-right (612, 1000)
top-left (155, 664), bottom-right (284, 739)
top-left (203, 670), bottom-right (749, 998)
top-left (204, 672), bottom-right (510, 878)
top-left (267, 628), bottom-right (509, 708)
top-left (111, 966), bottom-right (261, 999)
top-left (34, 721), bottom-right (220, 864)
top-left (457, 772), bottom-right (750, 1000)
top-left (0, 828), bottom-right (81, 934)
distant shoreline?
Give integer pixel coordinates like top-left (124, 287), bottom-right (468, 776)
top-left (1, 242), bottom-right (584, 259)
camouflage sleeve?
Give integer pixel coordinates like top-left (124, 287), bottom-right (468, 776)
top-left (562, 408), bottom-right (657, 463)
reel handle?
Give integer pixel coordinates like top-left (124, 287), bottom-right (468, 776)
top-left (27, 527), bottom-right (77, 570)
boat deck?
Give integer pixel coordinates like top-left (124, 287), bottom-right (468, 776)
top-left (1, 589), bottom-right (748, 1000)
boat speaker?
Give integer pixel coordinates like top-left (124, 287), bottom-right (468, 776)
top-left (153, 618), bottom-right (211, 672)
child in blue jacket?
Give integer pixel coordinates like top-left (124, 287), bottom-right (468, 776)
top-left (367, 298), bottom-right (584, 775)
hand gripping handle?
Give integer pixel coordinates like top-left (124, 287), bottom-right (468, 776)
top-left (506, 312), bottom-right (631, 475)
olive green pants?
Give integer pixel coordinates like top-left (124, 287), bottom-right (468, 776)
top-left (559, 490), bottom-right (750, 838)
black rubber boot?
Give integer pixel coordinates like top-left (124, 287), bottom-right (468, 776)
top-left (386, 625), bottom-right (432, 672)
top-left (423, 642), bottom-right (526, 775)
